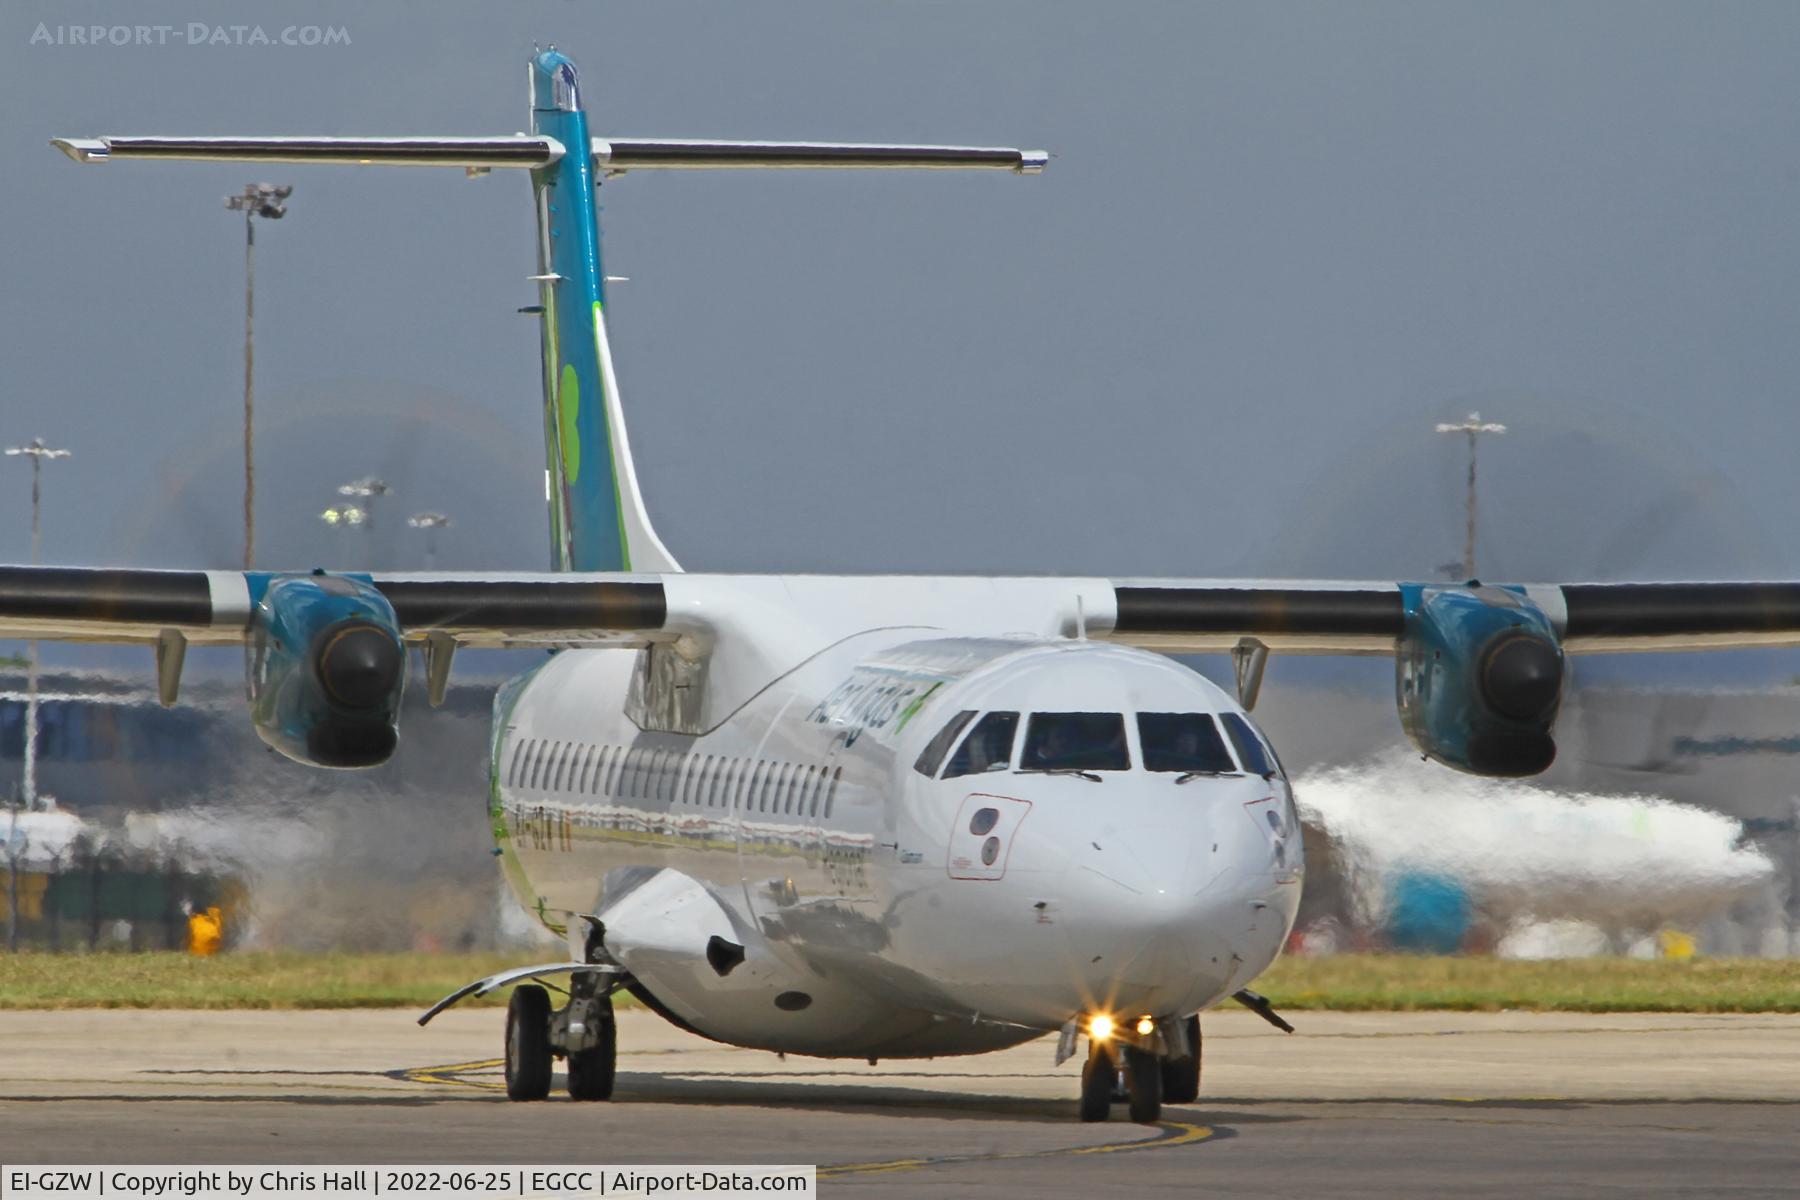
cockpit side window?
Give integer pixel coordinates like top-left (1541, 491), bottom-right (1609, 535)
top-left (943, 711), bottom-right (1020, 779)
top-left (1220, 712), bottom-right (1281, 779)
top-left (1137, 712), bottom-right (1238, 774)
top-left (913, 710), bottom-right (977, 778)
top-left (1021, 712), bottom-right (1130, 772)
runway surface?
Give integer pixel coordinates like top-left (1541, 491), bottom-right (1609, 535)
top-left (3, 1008), bottom-right (1798, 1197)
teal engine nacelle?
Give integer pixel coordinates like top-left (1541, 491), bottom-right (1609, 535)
top-left (245, 573), bottom-right (407, 768)
top-left (1396, 585), bottom-right (1565, 777)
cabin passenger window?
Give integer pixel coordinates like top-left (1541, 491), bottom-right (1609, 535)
top-left (913, 710), bottom-right (977, 777)
top-left (526, 740), bottom-right (546, 788)
top-left (552, 743), bottom-right (569, 791)
top-left (1020, 713), bottom-right (1130, 772)
top-left (575, 745), bottom-right (593, 793)
top-left (599, 746), bottom-right (617, 794)
top-left (824, 766), bottom-right (842, 818)
top-left (1138, 713), bottom-right (1238, 774)
top-left (1220, 713), bottom-right (1282, 779)
top-left (507, 741), bottom-right (526, 787)
top-left (944, 711), bottom-right (1020, 779)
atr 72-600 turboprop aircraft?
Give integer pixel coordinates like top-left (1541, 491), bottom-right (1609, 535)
top-left (14, 50), bottom-right (1800, 1123)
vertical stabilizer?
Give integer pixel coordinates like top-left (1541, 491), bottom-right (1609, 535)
top-left (528, 51), bottom-right (681, 573)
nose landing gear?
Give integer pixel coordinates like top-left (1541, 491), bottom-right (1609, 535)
top-left (1076, 1013), bottom-right (1202, 1123)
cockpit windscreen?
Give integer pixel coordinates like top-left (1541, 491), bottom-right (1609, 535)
top-left (1137, 712), bottom-right (1238, 774)
top-left (1020, 712), bottom-right (1130, 772)
top-left (944, 711), bottom-right (1019, 778)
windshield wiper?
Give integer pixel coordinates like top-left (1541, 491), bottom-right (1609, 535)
top-left (1018, 767), bottom-right (1103, 782)
top-left (1174, 770), bottom-right (1244, 784)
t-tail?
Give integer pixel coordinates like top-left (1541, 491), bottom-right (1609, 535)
top-left (54, 48), bottom-right (1046, 573)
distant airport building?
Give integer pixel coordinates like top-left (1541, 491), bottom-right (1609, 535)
top-left (0, 663), bottom-right (508, 952)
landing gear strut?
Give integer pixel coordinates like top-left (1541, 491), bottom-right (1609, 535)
top-left (560, 973), bottom-right (617, 1101)
top-left (502, 976), bottom-right (617, 1102)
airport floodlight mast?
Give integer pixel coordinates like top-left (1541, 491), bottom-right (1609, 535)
top-left (1435, 411), bottom-right (1507, 580)
top-left (407, 511), bottom-right (451, 569)
top-left (4, 437), bottom-right (70, 952)
top-left (337, 476), bottom-right (390, 536)
top-left (224, 182), bottom-right (292, 569)
top-left (4, 438), bottom-right (70, 810)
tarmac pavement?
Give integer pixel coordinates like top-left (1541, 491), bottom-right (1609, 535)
top-left (1, 1008), bottom-right (1797, 1197)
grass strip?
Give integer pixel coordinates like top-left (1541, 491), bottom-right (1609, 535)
top-left (0, 951), bottom-right (549, 1010)
top-left (1256, 953), bottom-right (1800, 1013)
top-left (0, 951), bottom-right (1797, 1012)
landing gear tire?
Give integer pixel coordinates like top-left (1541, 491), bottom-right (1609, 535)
top-left (1124, 1044), bottom-right (1163, 1124)
top-left (566, 1015), bottom-right (617, 1101)
top-left (1160, 1015), bottom-right (1202, 1105)
top-left (504, 985), bottom-right (553, 1101)
top-left (1078, 1042), bottom-right (1115, 1122)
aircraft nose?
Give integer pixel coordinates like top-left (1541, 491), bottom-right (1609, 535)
top-left (1057, 818), bottom-right (1266, 1013)
top-left (1081, 824), bottom-right (1211, 906)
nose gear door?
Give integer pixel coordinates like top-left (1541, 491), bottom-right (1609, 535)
top-left (948, 792), bottom-right (1031, 881)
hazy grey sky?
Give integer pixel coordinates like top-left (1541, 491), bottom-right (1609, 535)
top-left (4, 2), bottom-right (1800, 601)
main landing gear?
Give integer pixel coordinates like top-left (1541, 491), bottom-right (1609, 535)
top-left (504, 974), bottom-right (617, 1101)
top-left (1077, 1014), bottom-right (1201, 1124)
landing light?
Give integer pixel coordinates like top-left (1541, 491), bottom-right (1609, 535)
top-left (1136, 1016), bottom-right (1155, 1037)
top-left (1087, 1014), bottom-right (1115, 1041)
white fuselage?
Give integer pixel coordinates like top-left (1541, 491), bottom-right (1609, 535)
top-left (489, 582), bottom-right (1302, 1059)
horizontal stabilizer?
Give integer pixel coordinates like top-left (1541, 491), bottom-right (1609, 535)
top-left (592, 139), bottom-right (1048, 174)
top-left (51, 135), bottom-right (564, 168)
top-left (51, 135), bottom-right (1048, 175)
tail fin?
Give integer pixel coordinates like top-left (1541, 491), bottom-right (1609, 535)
top-left (54, 50), bottom-right (1045, 575)
top-left (527, 50), bottom-right (678, 573)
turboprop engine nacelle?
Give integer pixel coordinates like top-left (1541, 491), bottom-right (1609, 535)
top-left (246, 573), bottom-right (406, 767)
top-left (1396, 585), bottom-right (1565, 777)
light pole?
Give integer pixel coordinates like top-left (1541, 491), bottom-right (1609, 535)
top-left (337, 477), bottom-right (390, 538)
top-left (407, 512), bottom-right (451, 569)
top-left (224, 183), bottom-right (292, 569)
top-left (5, 438), bottom-right (71, 812)
top-left (4, 437), bottom-right (70, 951)
top-left (1435, 412), bottom-right (1506, 580)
